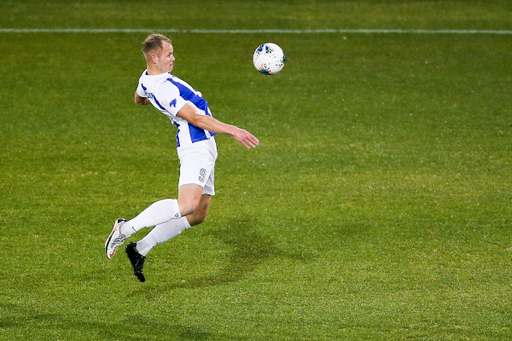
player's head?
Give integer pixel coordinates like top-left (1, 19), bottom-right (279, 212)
top-left (142, 34), bottom-right (175, 73)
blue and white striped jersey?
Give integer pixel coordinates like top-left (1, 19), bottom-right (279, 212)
top-left (136, 70), bottom-right (216, 147)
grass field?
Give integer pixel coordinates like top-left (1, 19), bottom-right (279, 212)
top-left (1, 1), bottom-right (511, 340)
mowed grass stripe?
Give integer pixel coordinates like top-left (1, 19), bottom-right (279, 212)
top-left (1, 28), bottom-right (512, 34)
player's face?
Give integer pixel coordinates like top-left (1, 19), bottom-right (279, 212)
top-left (155, 42), bottom-right (175, 73)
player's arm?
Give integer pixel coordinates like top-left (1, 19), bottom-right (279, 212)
top-left (177, 103), bottom-right (259, 149)
top-left (135, 91), bottom-right (151, 105)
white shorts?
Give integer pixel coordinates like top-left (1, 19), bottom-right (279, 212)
top-left (177, 137), bottom-right (218, 196)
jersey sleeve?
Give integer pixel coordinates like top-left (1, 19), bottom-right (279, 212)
top-left (136, 82), bottom-right (146, 98)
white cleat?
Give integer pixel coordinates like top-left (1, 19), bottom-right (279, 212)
top-left (105, 218), bottom-right (128, 259)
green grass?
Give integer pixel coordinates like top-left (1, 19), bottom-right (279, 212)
top-left (1, 1), bottom-right (511, 340)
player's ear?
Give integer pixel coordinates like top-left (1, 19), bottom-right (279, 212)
top-left (150, 54), bottom-right (158, 64)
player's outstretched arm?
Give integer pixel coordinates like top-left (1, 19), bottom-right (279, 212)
top-left (135, 92), bottom-right (151, 105)
top-left (177, 103), bottom-right (259, 149)
top-left (230, 127), bottom-right (259, 149)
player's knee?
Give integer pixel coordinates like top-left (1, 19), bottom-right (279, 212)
top-left (180, 203), bottom-right (196, 217)
top-left (179, 198), bottom-right (201, 217)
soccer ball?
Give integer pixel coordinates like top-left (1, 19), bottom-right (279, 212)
top-left (253, 43), bottom-right (285, 75)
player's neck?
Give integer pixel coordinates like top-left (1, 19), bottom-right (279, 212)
top-left (146, 64), bottom-right (167, 76)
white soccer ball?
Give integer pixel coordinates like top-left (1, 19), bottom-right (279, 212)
top-left (253, 43), bottom-right (285, 75)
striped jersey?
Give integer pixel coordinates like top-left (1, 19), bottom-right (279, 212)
top-left (136, 70), bottom-right (216, 147)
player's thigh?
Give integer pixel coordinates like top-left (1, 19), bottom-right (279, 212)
top-left (178, 183), bottom-right (204, 216)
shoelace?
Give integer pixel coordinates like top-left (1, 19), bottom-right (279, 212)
top-left (112, 235), bottom-right (126, 245)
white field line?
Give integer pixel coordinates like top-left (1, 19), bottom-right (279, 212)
top-left (0, 28), bottom-right (512, 34)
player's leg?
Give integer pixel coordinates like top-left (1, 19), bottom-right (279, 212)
top-left (133, 193), bottom-right (211, 256)
top-left (181, 152), bottom-right (215, 227)
top-left (128, 198), bottom-right (181, 231)
top-left (107, 151), bottom-right (215, 259)
top-left (177, 183), bottom-right (206, 216)
top-left (134, 185), bottom-right (207, 256)
top-left (105, 198), bottom-right (181, 258)
top-left (125, 192), bottom-right (212, 282)
top-left (115, 138), bottom-right (217, 280)
top-left (186, 193), bottom-right (211, 226)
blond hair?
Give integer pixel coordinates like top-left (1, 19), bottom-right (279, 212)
top-left (142, 34), bottom-right (172, 60)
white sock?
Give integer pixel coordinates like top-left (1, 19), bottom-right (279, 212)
top-left (126, 199), bottom-right (181, 236)
top-left (136, 217), bottom-right (191, 256)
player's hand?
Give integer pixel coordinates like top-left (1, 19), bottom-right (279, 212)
top-left (232, 128), bottom-right (259, 149)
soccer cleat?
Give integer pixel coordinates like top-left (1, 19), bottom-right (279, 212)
top-left (125, 242), bottom-right (146, 282)
top-left (105, 218), bottom-right (128, 259)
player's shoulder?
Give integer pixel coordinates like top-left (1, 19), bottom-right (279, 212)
top-left (165, 74), bottom-right (201, 96)
top-left (150, 74), bottom-right (180, 100)
top-left (164, 73), bottom-right (184, 86)
top-left (138, 69), bottom-right (150, 82)
top-left (140, 72), bottom-right (171, 88)
top-left (160, 73), bottom-right (181, 90)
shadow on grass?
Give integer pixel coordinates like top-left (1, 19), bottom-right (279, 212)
top-left (0, 303), bottom-right (211, 340)
top-left (133, 217), bottom-right (308, 294)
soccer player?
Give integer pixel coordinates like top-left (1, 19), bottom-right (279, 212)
top-left (105, 34), bottom-right (259, 282)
